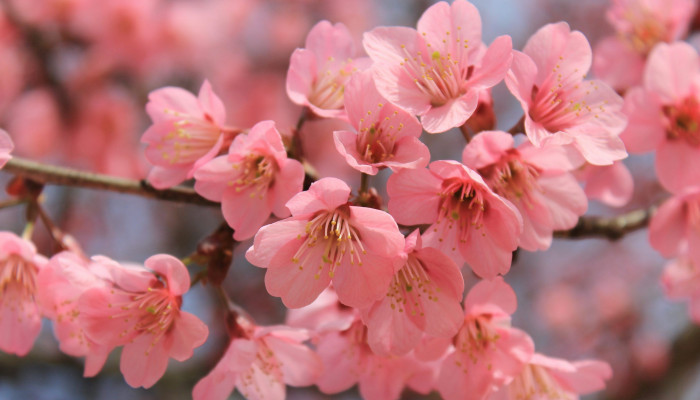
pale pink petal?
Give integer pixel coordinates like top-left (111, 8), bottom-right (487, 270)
top-left (382, 136), bottom-right (431, 171)
top-left (421, 91), bottom-right (479, 133)
top-left (333, 252), bottom-right (395, 309)
top-left (645, 42), bottom-right (700, 103)
top-left (0, 285), bottom-right (40, 356)
top-left (656, 140), bottom-right (700, 194)
top-left (364, 295), bottom-right (424, 356)
top-left (263, 335), bottom-right (321, 386)
top-left (222, 188), bottom-right (273, 241)
top-left (147, 165), bottom-right (191, 189)
top-left (305, 20), bottom-right (354, 59)
top-left (387, 168), bottom-right (443, 225)
top-left (146, 87), bottom-right (201, 122)
top-left (649, 196), bottom-right (686, 257)
top-left (0, 129), bottom-right (14, 168)
top-left (84, 347), bottom-right (111, 377)
top-left (469, 35), bottom-right (513, 90)
top-left (316, 332), bottom-right (360, 394)
top-left (192, 361), bottom-right (237, 400)
top-left (193, 156), bottom-right (232, 201)
top-left (246, 219), bottom-right (308, 268)
top-left (197, 80), bottom-right (226, 125)
top-left (269, 159), bottom-right (305, 218)
top-left (417, 0), bottom-right (481, 61)
top-left (334, 130), bottom-right (379, 175)
top-left (505, 51), bottom-right (537, 111)
top-left (464, 276), bottom-right (518, 317)
top-left (582, 162), bottom-right (634, 207)
top-left (571, 127), bottom-right (627, 166)
top-left (619, 87), bottom-right (665, 153)
top-left (550, 358), bottom-right (613, 394)
top-left (286, 49), bottom-right (318, 107)
top-left (145, 254), bottom-right (190, 296)
top-left (537, 174), bottom-right (588, 230)
top-left (350, 206), bottom-right (405, 258)
top-left (461, 130), bottom-right (514, 169)
top-left (286, 177), bottom-right (351, 216)
top-left (592, 36), bottom-right (645, 91)
top-left (169, 311), bottom-right (209, 361)
top-left (120, 334), bottom-right (171, 388)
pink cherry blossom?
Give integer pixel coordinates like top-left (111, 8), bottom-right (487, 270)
top-left (78, 254), bottom-right (209, 388)
top-left (194, 120), bottom-right (305, 241)
top-left (506, 22), bottom-right (627, 166)
top-left (662, 255), bottom-right (700, 323)
top-left (37, 252), bottom-right (112, 377)
top-left (619, 42), bottom-right (700, 193)
top-left (462, 131), bottom-right (588, 251)
top-left (574, 161), bottom-right (634, 207)
top-left (487, 353), bottom-right (612, 400)
top-left (193, 325), bottom-right (321, 400)
top-left (363, 0), bottom-right (513, 133)
top-left (648, 187), bottom-right (700, 268)
top-left (0, 231), bottom-right (47, 356)
top-left (286, 287), bottom-right (357, 334)
top-left (387, 160), bottom-right (522, 278)
top-left (436, 277), bottom-right (535, 400)
top-left (0, 129), bottom-right (13, 169)
top-left (361, 230), bottom-right (464, 356)
top-left (286, 20), bottom-right (370, 118)
top-left (246, 177), bottom-right (405, 309)
top-left (333, 70), bottom-right (430, 175)
top-left (142, 80), bottom-right (238, 189)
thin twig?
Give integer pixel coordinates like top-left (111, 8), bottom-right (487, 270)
top-left (553, 206), bottom-right (656, 240)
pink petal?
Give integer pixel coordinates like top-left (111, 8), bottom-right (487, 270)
top-left (619, 87), bottom-right (665, 153)
top-left (192, 362), bottom-right (237, 400)
top-left (0, 285), bottom-right (40, 356)
top-left (333, 252), bottom-right (395, 309)
top-left (582, 162), bottom-right (633, 207)
top-left (645, 42), bottom-right (700, 103)
top-left (334, 130), bottom-right (379, 175)
top-left (193, 156), bottom-right (232, 201)
top-left (316, 332), bottom-right (360, 394)
top-left (387, 168), bottom-right (442, 225)
top-left (417, 0), bottom-right (481, 62)
top-left (656, 140), bottom-right (700, 194)
top-left (537, 174), bottom-right (588, 230)
top-left (649, 196), bottom-right (686, 257)
top-left (197, 80), bottom-right (226, 126)
top-left (462, 130), bottom-right (513, 169)
top-left (592, 36), bottom-right (645, 91)
top-left (505, 51), bottom-right (537, 112)
top-left (305, 20), bottom-right (355, 60)
top-left (382, 136), bottom-right (431, 172)
top-left (286, 177), bottom-right (351, 216)
top-left (286, 49), bottom-right (318, 107)
top-left (246, 219), bottom-right (308, 268)
top-left (120, 333), bottom-right (171, 388)
top-left (222, 187), bottom-right (273, 241)
top-left (263, 335), bottom-right (321, 386)
top-left (364, 295), bottom-right (424, 356)
top-left (146, 87), bottom-right (201, 123)
top-left (269, 159), bottom-right (305, 218)
top-left (84, 347), bottom-right (111, 377)
top-left (524, 22), bottom-right (592, 88)
top-left (147, 165), bottom-right (191, 189)
top-left (469, 35), bottom-right (513, 90)
top-left (169, 311), bottom-right (209, 361)
top-left (421, 91), bottom-right (479, 133)
top-left (349, 206), bottom-right (405, 258)
top-left (464, 276), bottom-right (518, 317)
top-left (145, 254), bottom-right (190, 296)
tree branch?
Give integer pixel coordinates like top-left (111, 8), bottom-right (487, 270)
top-left (553, 206), bottom-right (656, 240)
top-left (2, 157), bottom-right (217, 207)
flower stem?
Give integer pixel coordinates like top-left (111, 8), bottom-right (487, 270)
top-left (360, 173), bottom-right (370, 195)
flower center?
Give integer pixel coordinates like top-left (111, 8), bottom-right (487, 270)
top-left (509, 364), bottom-right (569, 400)
top-left (386, 255), bottom-right (437, 317)
top-left (529, 77), bottom-right (603, 133)
top-left (433, 177), bottom-right (487, 250)
top-left (621, 8), bottom-right (670, 55)
top-left (356, 106), bottom-right (405, 164)
top-left (478, 151), bottom-right (541, 207)
top-left (229, 154), bottom-right (277, 198)
top-left (159, 109), bottom-right (225, 165)
top-left (291, 205), bottom-right (367, 279)
top-left (400, 45), bottom-right (470, 107)
top-left (664, 96), bottom-right (700, 147)
top-left (308, 57), bottom-right (356, 110)
top-left (0, 255), bottom-right (37, 297)
top-left (452, 315), bottom-right (501, 366)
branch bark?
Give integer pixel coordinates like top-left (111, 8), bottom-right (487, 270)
top-left (553, 206), bottom-right (656, 240)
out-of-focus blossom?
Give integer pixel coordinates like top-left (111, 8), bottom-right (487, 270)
top-left (662, 256), bottom-right (700, 322)
top-left (574, 161), bottom-right (634, 207)
top-left (361, 230), bottom-right (464, 356)
top-left (246, 177), bottom-right (405, 309)
top-left (334, 70), bottom-right (429, 175)
top-left (0, 129), bottom-right (13, 168)
top-left (142, 80), bottom-right (237, 189)
top-left (462, 131), bottom-right (587, 251)
top-left (0, 231), bottom-right (47, 356)
top-left (363, 0), bottom-right (512, 133)
top-left (5, 89), bottom-right (61, 159)
top-left (78, 255), bottom-right (208, 388)
top-left (194, 120), bottom-right (305, 241)
top-left (593, 0), bottom-right (696, 91)
top-left (506, 22), bottom-right (627, 166)
top-left (648, 187), bottom-right (700, 267)
top-left (388, 160), bottom-right (522, 278)
top-left (620, 42), bottom-right (700, 193)
top-left (299, 117), bottom-right (362, 186)
top-left (287, 20), bottom-right (370, 119)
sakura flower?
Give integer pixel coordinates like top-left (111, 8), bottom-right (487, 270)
top-left (0, 231), bottom-right (47, 356)
top-left (487, 353), bottom-right (612, 400)
top-left (37, 252), bottom-right (112, 377)
top-left (387, 160), bottom-right (522, 278)
top-left (506, 22), bottom-right (627, 166)
top-left (619, 42), bottom-right (700, 193)
top-left (286, 287), bottom-right (357, 334)
top-left (142, 80), bottom-right (238, 189)
top-left (78, 254), bottom-right (209, 388)
top-left (246, 177), bottom-right (405, 308)
top-left (574, 161), bottom-right (634, 207)
top-left (361, 230), bottom-right (464, 356)
top-left (286, 20), bottom-right (370, 118)
top-left (0, 129), bottom-right (13, 169)
top-left (193, 324), bottom-right (321, 400)
top-left (648, 187), bottom-right (700, 268)
top-left (436, 277), bottom-right (535, 400)
top-left (462, 131), bottom-right (587, 251)
top-left (194, 120), bottom-right (305, 241)
top-left (333, 70), bottom-right (430, 175)
top-left (593, 0), bottom-right (696, 91)
top-left (363, 0), bottom-right (513, 133)
top-left (661, 256), bottom-right (700, 323)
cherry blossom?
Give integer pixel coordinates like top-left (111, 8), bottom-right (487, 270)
top-left (78, 254), bottom-right (209, 388)
top-left (363, 0), bottom-right (513, 133)
top-left (662, 256), bottom-right (700, 323)
top-left (194, 120), bottom-right (305, 241)
top-left (506, 22), bottom-right (627, 166)
top-left (0, 232), bottom-right (47, 356)
top-left (649, 187), bottom-right (700, 268)
top-left (387, 160), bottom-right (522, 278)
top-left (574, 161), bottom-right (634, 207)
top-left (246, 177), bottom-right (405, 309)
top-left (0, 129), bottom-right (13, 169)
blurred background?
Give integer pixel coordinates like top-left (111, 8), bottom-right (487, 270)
top-left (0, 0), bottom-right (697, 398)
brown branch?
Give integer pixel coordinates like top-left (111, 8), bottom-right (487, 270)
top-left (2, 157), bottom-right (217, 206)
top-left (553, 206), bottom-right (656, 240)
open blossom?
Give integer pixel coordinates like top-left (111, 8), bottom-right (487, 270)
top-left (437, 277), bottom-right (535, 400)
top-left (619, 42), bottom-right (700, 193)
top-left (487, 353), bottom-right (612, 400)
top-left (662, 256), bottom-right (700, 323)
top-left (648, 187), bottom-right (700, 268)
top-left (37, 252), bottom-right (112, 377)
top-left (142, 80), bottom-right (238, 189)
top-left (593, 0), bottom-right (696, 91)
top-left (193, 324), bottom-right (321, 400)
top-left (78, 254), bottom-right (208, 388)
top-left (0, 129), bottom-right (13, 168)
top-left (246, 177), bottom-right (405, 309)
top-left (574, 161), bottom-right (634, 207)
top-left (333, 70), bottom-right (430, 175)
top-left (363, 0), bottom-right (513, 133)
top-left (194, 120), bottom-right (305, 241)
top-left (506, 22), bottom-right (627, 166)
top-left (0, 232), bottom-right (47, 356)
top-left (286, 20), bottom-right (370, 118)
top-left (388, 160), bottom-right (522, 278)
top-left (462, 131), bottom-right (587, 251)
top-left (361, 230), bottom-right (464, 356)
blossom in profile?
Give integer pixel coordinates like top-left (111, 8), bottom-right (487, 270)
top-left (193, 324), bottom-right (321, 400)
top-left (334, 70), bottom-right (429, 175)
top-left (487, 353), bottom-right (612, 399)
top-left (286, 20), bottom-right (370, 118)
top-left (246, 177), bottom-right (405, 309)
top-left (648, 187), bottom-right (700, 268)
top-left (363, 0), bottom-right (513, 133)
top-left (142, 80), bottom-right (238, 189)
top-left (387, 160), bottom-right (522, 278)
top-left (0, 232), bottom-right (47, 356)
top-left (506, 22), bottom-right (627, 166)
top-left (194, 120), bottom-right (305, 241)
top-left (78, 254), bottom-right (209, 388)
top-left (0, 129), bottom-right (13, 169)
top-left (619, 42), bottom-right (700, 193)
top-left (462, 130), bottom-right (587, 251)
